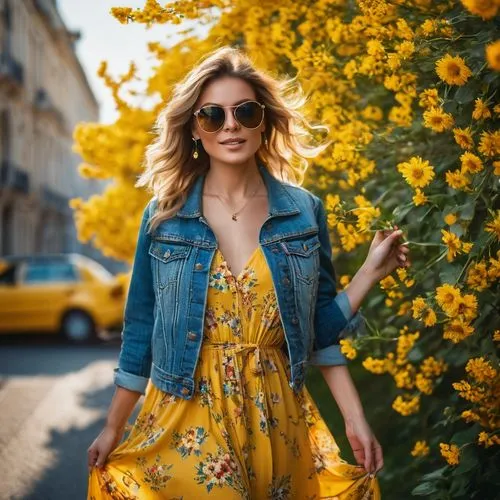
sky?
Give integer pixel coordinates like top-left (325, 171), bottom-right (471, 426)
top-left (57, 0), bottom-right (193, 124)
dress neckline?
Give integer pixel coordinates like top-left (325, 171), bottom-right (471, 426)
top-left (216, 246), bottom-right (261, 281)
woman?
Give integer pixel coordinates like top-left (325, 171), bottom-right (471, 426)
top-left (88, 46), bottom-right (410, 499)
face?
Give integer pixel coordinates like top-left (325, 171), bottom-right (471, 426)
top-left (191, 76), bottom-right (266, 165)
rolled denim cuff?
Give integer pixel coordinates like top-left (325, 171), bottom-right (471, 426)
top-left (310, 344), bottom-right (348, 366)
top-left (113, 367), bottom-right (149, 395)
top-left (334, 290), bottom-right (352, 319)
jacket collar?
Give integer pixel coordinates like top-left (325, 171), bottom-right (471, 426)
top-left (176, 161), bottom-right (300, 218)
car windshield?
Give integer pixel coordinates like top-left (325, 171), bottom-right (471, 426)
top-left (73, 255), bottom-right (115, 282)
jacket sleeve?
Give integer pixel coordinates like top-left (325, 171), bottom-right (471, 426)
top-left (113, 199), bottom-right (156, 394)
top-left (309, 194), bottom-right (364, 366)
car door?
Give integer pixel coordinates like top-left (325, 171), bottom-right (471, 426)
top-left (15, 260), bottom-right (80, 332)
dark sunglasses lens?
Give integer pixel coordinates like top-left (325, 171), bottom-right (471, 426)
top-left (198, 106), bottom-right (225, 132)
top-left (235, 102), bottom-right (263, 128)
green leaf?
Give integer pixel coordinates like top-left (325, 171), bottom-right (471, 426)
top-left (451, 426), bottom-right (480, 446)
top-left (454, 85), bottom-right (478, 105)
top-left (412, 482), bottom-right (441, 496)
top-left (421, 466), bottom-right (449, 482)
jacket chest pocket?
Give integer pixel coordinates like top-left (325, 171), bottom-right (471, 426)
top-left (149, 240), bottom-right (191, 289)
top-left (281, 233), bottom-right (321, 286)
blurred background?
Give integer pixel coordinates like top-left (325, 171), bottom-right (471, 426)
top-left (0, 1), bottom-right (169, 498)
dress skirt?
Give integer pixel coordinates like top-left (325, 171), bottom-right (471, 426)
top-left (88, 247), bottom-right (380, 499)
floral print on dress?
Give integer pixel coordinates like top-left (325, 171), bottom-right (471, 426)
top-left (194, 445), bottom-right (246, 496)
top-left (88, 246), bottom-right (380, 499)
top-left (136, 455), bottom-right (173, 492)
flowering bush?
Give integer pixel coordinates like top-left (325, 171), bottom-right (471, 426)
top-left (73, 0), bottom-right (499, 496)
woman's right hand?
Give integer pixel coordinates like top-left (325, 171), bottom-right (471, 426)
top-left (87, 425), bottom-right (124, 472)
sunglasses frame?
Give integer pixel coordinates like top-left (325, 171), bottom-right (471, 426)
top-left (193, 100), bottom-right (266, 133)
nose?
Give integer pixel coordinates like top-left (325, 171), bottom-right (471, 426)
top-left (223, 108), bottom-right (239, 130)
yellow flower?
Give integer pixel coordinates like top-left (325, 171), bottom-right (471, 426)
top-left (478, 432), bottom-right (500, 448)
top-left (441, 229), bottom-right (462, 262)
top-left (420, 356), bottom-right (448, 378)
top-left (460, 0), bottom-right (499, 20)
top-left (472, 98), bottom-right (492, 120)
top-left (466, 260), bottom-right (489, 291)
top-left (418, 88), bottom-right (439, 109)
top-left (462, 242), bottom-right (473, 253)
top-left (453, 127), bottom-right (474, 150)
top-left (420, 19), bottom-right (438, 36)
top-left (478, 130), bottom-right (500, 157)
top-left (423, 106), bottom-right (455, 132)
top-left (461, 409), bottom-right (480, 423)
top-left (443, 318), bottom-right (475, 343)
top-left (362, 357), bottom-right (387, 374)
top-left (444, 213), bottom-right (457, 225)
top-left (460, 152), bottom-right (484, 174)
top-left (435, 284), bottom-right (462, 316)
top-left (415, 373), bottom-right (434, 395)
top-left (362, 105), bottom-right (383, 121)
top-left (411, 297), bottom-right (427, 319)
top-left (412, 188), bottom-right (429, 206)
top-left (411, 440), bottom-right (430, 457)
top-left (340, 339), bottom-right (357, 360)
top-left (494, 160), bottom-right (500, 175)
top-left (435, 54), bottom-right (472, 85)
top-left (485, 210), bottom-right (500, 241)
top-left (445, 169), bottom-right (472, 191)
top-left (494, 330), bottom-right (500, 342)
top-left (486, 40), bottom-right (500, 71)
top-left (423, 308), bottom-right (437, 327)
top-left (439, 443), bottom-right (460, 466)
top-left (457, 294), bottom-right (479, 321)
top-left (393, 394), bottom-right (420, 416)
top-left (465, 357), bottom-right (497, 383)
top-left (397, 156), bottom-right (435, 188)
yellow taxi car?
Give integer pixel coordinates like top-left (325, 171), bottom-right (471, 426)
top-left (0, 253), bottom-right (126, 342)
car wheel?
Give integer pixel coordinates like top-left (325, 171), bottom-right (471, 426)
top-left (61, 310), bottom-right (96, 343)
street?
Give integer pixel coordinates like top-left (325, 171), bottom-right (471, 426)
top-left (0, 336), bottom-right (129, 500)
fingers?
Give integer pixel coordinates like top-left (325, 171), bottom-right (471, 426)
top-left (374, 441), bottom-right (384, 473)
top-left (364, 443), bottom-right (373, 474)
top-left (87, 446), bottom-right (99, 472)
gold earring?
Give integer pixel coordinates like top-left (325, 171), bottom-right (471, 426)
top-left (262, 132), bottom-right (268, 147)
top-left (192, 137), bottom-right (199, 159)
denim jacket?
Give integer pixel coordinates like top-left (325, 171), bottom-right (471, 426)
top-left (114, 162), bottom-right (363, 398)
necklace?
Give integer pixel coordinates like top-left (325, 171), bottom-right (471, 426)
top-left (205, 178), bottom-right (262, 222)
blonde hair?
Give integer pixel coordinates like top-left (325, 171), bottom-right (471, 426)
top-left (137, 45), bottom-right (330, 232)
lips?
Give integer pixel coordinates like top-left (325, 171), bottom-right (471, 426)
top-left (220, 138), bottom-right (246, 144)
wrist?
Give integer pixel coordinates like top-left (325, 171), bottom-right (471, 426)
top-left (357, 263), bottom-right (379, 286)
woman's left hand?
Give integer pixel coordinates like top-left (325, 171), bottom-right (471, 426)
top-left (362, 225), bottom-right (411, 282)
top-left (345, 416), bottom-right (384, 475)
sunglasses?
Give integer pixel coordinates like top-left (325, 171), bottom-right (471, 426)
top-left (193, 100), bottom-right (266, 133)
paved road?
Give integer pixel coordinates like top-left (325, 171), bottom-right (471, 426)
top-left (0, 335), bottom-right (128, 500)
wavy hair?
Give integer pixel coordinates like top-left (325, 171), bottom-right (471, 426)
top-left (136, 45), bottom-right (330, 233)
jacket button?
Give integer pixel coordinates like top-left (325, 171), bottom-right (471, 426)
top-left (187, 331), bottom-right (197, 340)
top-left (195, 263), bottom-right (203, 270)
top-left (291, 317), bottom-right (298, 324)
top-left (282, 277), bottom-right (290, 286)
top-left (181, 387), bottom-right (190, 395)
top-left (163, 250), bottom-right (171, 258)
top-left (303, 243), bottom-right (308, 251)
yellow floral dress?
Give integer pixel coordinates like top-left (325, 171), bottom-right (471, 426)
top-left (88, 246), bottom-right (381, 499)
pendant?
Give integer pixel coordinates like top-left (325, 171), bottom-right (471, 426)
top-left (232, 214), bottom-right (238, 221)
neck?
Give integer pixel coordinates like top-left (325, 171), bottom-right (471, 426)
top-left (203, 158), bottom-right (262, 200)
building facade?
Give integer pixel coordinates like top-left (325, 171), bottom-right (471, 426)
top-left (0, 0), bottom-right (124, 273)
